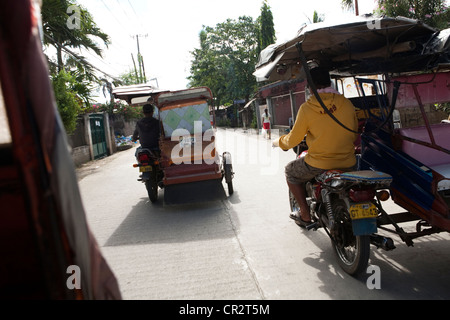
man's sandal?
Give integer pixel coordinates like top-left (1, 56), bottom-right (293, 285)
top-left (289, 211), bottom-right (313, 228)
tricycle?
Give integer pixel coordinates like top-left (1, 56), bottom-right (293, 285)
top-left (113, 85), bottom-right (234, 205)
top-left (254, 15), bottom-right (450, 275)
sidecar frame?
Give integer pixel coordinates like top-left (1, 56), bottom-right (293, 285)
top-left (355, 72), bottom-right (450, 240)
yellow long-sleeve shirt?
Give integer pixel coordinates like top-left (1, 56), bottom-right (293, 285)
top-left (279, 92), bottom-right (358, 169)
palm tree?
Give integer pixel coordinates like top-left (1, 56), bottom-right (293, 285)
top-left (41, 0), bottom-right (112, 132)
top-left (341, 0), bottom-right (359, 15)
top-left (42, 0), bottom-right (110, 72)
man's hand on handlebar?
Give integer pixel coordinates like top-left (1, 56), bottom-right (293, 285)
top-left (272, 138), bottom-right (279, 148)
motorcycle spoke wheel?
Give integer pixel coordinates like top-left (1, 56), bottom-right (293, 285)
top-left (331, 201), bottom-right (370, 276)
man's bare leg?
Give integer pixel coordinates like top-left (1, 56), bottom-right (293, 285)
top-left (287, 180), bottom-right (311, 222)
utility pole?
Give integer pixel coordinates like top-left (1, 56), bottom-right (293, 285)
top-left (131, 53), bottom-right (139, 83)
top-left (131, 34), bottom-right (148, 83)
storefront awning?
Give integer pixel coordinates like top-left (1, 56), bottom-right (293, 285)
top-left (238, 98), bottom-right (257, 113)
top-left (252, 52), bottom-right (285, 82)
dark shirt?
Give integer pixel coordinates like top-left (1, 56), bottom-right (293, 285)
top-left (132, 116), bottom-right (160, 149)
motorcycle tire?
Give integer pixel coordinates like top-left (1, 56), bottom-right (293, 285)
top-left (224, 163), bottom-right (234, 196)
top-left (145, 171), bottom-right (158, 203)
top-left (330, 200), bottom-right (370, 276)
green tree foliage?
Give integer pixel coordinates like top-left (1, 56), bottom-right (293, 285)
top-left (342, 0), bottom-right (363, 15)
top-left (313, 10), bottom-right (325, 23)
top-left (41, 0), bottom-right (111, 132)
top-left (119, 69), bottom-right (141, 86)
top-left (258, 0), bottom-right (276, 52)
top-left (341, 0), bottom-right (357, 12)
top-left (188, 16), bottom-right (260, 107)
top-left (42, 0), bottom-right (110, 71)
top-left (51, 71), bottom-right (81, 134)
top-left (376, 0), bottom-right (449, 30)
top-left (83, 101), bottom-right (143, 121)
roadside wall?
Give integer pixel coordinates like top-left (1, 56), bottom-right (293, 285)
top-left (110, 114), bottom-right (137, 137)
top-left (67, 113), bottom-right (138, 167)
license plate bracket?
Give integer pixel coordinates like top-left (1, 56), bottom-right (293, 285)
top-left (349, 202), bottom-right (378, 220)
top-left (352, 218), bottom-right (377, 236)
top-left (140, 165), bottom-right (152, 173)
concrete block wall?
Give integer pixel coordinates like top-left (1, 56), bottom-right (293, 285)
top-left (71, 145), bottom-right (90, 167)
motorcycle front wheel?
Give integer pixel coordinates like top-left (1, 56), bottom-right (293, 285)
top-left (331, 200), bottom-right (370, 276)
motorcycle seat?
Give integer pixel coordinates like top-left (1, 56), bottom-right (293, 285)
top-left (340, 170), bottom-right (392, 184)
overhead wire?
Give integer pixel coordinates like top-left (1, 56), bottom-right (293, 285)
top-left (126, 0), bottom-right (146, 31)
top-left (81, 46), bottom-right (124, 76)
top-left (97, 0), bottom-right (144, 76)
top-left (115, 0), bottom-right (133, 25)
top-left (44, 1), bottom-right (149, 85)
top-left (44, 33), bottom-right (122, 83)
top-left (99, 0), bottom-right (134, 36)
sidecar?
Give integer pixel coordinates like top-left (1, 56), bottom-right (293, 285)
top-left (357, 72), bottom-right (450, 239)
top-left (113, 85), bottom-right (234, 205)
top-left (154, 86), bottom-right (233, 205)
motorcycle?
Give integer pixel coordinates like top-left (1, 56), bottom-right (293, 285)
top-left (133, 147), bottom-right (164, 203)
top-left (288, 142), bottom-right (394, 275)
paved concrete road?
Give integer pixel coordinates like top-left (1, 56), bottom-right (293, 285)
top-left (77, 128), bottom-right (450, 300)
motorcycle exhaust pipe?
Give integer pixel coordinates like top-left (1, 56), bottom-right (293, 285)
top-left (370, 234), bottom-right (396, 251)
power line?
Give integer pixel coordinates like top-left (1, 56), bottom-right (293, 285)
top-left (81, 46), bottom-right (124, 76)
top-left (44, 33), bottom-right (122, 83)
top-left (99, 0), bottom-right (133, 35)
top-left (126, 0), bottom-right (138, 17)
top-left (115, 0), bottom-right (133, 23)
top-left (126, 0), bottom-right (145, 30)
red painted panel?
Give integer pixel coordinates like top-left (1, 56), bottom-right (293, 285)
top-left (388, 72), bottom-right (450, 108)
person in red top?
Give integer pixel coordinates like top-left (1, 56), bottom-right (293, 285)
top-left (273, 66), bottom-right (358, 227)
top-left (261, 108), bottom-right (272, 139)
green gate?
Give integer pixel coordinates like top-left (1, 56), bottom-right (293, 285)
top-left (89, 114), bottom-right (107, 159)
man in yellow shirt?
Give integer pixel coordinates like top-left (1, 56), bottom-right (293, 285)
top-left (273, 67), bottom-right (358, 227)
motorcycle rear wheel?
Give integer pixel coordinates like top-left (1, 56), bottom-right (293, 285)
top-left (145, 170), bottom-right (158, 203)
top-left (331, 200), bottom-right (370, 276)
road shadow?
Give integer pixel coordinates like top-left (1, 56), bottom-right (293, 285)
top-left (298, 225), bottom-right (450, 299)
top-left (104, 188), bottom-right (238, 246)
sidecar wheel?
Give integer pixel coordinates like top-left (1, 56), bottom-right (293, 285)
top-left (224, 163), bottom-right (234, 195)
top-left (223, 152), bottom-right (234, 196)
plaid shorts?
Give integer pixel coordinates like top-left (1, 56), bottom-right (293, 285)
top-left (285, 157), bottom-right (356, 184)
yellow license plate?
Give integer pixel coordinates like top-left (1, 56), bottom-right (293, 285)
top-left (349, 202), bottom-right (378, 220)
top-left (139, 166), bottom-right (152, 173)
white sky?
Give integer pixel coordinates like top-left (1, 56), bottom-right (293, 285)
top-left (73, 0), bottom-right (380, 102)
